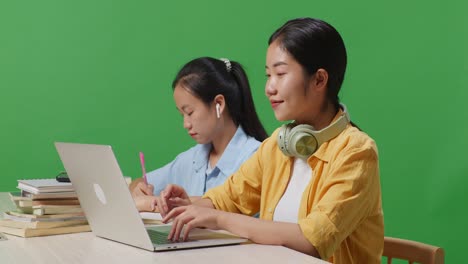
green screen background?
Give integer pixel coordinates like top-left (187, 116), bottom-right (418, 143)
top-left (1, 1), bottom-right (466, 262)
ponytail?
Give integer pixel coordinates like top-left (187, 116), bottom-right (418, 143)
top-left (230, 62), bottom-right (268, 141)
top-left (172, 57), bottom-right (268, 141)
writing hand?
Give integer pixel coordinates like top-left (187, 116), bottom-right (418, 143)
top-left (132, 180), bottom-right (154, 197)
top-left (133, 195), bottom-right (159, 212)
top-left (130, 178), bottom-right (157, 212)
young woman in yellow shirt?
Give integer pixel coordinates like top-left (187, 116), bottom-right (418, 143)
top-left (156, 18), bottom-right (384, 263)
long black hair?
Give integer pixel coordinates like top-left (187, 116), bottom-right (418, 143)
top-left (172, 57), bottom-right (268, 141)
top-left (268, 18), bottom-right (359, 128)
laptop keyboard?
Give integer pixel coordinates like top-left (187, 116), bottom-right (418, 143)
top-left (147, 229), bottom-right (177, 245)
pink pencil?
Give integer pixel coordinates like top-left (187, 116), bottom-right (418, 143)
top-left (139, 152), bottom-right (147, 184)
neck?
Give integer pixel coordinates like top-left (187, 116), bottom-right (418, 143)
top-left (210, 118), bottom-right (238, 161)
top-left (299, 101), bottom-right (338, 130)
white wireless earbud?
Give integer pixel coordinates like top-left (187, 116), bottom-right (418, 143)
top-left (216, 103), bottom-right (221, 118)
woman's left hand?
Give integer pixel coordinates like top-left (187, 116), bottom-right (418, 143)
top-left (133, 194), bottom-right (159, 212)
top-left (162, 205), bottom-right (223, 241)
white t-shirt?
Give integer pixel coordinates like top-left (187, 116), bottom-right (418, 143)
top-left (273, 158), bottom-right (313, 223)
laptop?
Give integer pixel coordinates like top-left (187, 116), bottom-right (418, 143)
top-left (54, 142), bottom-right (247, 251)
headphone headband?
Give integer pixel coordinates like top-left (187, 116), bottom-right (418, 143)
top-left (314, 104), bottom-right (349, 145)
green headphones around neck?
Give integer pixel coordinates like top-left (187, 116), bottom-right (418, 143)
top-left (277, 104), bottom-right (350, 160)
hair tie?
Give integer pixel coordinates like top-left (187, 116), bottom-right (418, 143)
top-left (219, 58), bottom-right (232, 72)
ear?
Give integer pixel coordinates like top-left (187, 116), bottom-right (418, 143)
top-left (310, 68), bottom-right (329, 93)
top-left (213, 94), bottom-right (226, 115)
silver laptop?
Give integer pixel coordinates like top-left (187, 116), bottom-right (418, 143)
top-left (54, 142), bottom-right (247, 251)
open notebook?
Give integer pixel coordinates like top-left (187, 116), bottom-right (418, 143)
top-left (55, 142), bottom-right (247, 251)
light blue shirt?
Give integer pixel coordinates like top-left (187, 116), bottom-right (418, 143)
top-left (146, 126), bottom-right (262, 196)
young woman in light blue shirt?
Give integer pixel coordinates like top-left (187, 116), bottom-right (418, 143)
top-left (130, 57), bottom-right (267, 211)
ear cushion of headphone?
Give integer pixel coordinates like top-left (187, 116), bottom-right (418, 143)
top-left (277, 123), bottom-right (295, 157)
top-left (278, 123), bottom-right (318, 158)
top-left (288, 124), bottom-right (318, 159)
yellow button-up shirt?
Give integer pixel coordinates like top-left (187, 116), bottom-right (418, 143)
top-left (203, 113), bottom-right (384, 263)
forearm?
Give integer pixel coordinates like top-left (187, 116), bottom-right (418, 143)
top-left (192, 198), bottom-right (215, 209)
top-left (189, 196), bottom-right (202, 203)
top-left (218, 212), bottom-right (319, 257)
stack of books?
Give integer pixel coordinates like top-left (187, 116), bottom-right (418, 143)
top-left (0, 179), bottom-right (90, 237)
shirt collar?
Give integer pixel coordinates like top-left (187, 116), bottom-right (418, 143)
top-left (193, 126), bottom-right (251, 175)
top-left (215, 126), bottom-right (251, 175)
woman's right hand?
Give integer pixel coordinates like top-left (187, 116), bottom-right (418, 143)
top-left (131, 178), bottom-right (154, 197)
top-left (156, 184), bottom-right (191, 217)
